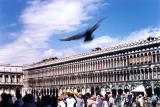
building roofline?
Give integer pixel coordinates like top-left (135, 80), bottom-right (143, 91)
top-left (0, 65), bottom-right (22, 67)
top-left (24, 36), bottom-right (160, 70)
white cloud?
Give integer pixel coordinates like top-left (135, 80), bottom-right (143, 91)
top-left (0, 0), bottom-right (102, 65)
top-left (43, 49), bottom-right (63, 58)
top-left (80, 27), bottom-right (160, 49)
top-left (81, 36), bottom-right (119, 49)
top-left (43, 48), bottom-right (77, 58)
top-left (63, 48), bottom-right (77, 57)
top-left (1, 0), bottom-right (159, 65)
top-left (125, 27), bottom-right (160, 42)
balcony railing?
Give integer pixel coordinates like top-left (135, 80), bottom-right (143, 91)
top-left (0, 82), bottom-right (23, 85)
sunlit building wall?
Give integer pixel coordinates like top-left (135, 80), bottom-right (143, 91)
top-left (23, 37), bottom-right (160, 97)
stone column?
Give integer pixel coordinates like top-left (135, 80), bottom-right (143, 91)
top-left (96, 74), bottom-right (98, 83)
top-left (2, 74), bottom-right (5, 83)
top-left (93, 74), bottom-right (95, 83)
top-left (105, 60), bottom-right (107, 69)
top-left (122, 57), bottom-right (125, 67)
top-left (139, 69), bottom-right (141, 80)
top-left (84, 63), bottom-right (86, 71)
top-left (151, 68), bottom-right (154, 79)
top-left (112, 72), bottom-right (114, 82)
top-left (8, 75), bottom-right (11, 83)
top-left (101, 60), bottom-right (104, 69)
top-left (80, 63), bottom-right (82, 72)
top-left (14, 75), bottom-right (17, 83)
top-left (118, 72), bottom-right (121, 81)
top-left (103, 73), bottom-right (105, 82)
top-left (109, 73), bottom-right (111, 82)
top-left (122, 72), bottom-right (124, 81)
top-left (88, 74), bottom-right (90, 83)
top-left (107, 73), bottom-right (109, 82)
top-left (115, 72), bottom-right (117, 81)
top-left (151, 81), bottom-right (154, 94)
top-left (104, 73), bottom-right (107, 82)
top-left (156, 67), bottom-right (158, 79)
top-left (129, 71), bottom-right (131, 81)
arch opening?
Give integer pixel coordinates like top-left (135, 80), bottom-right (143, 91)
top-left (146, 86), bottom-right (152, 97)
top-left (41, 89), bottom-right (43, 96)
top-left (50, 89), bottom-right (52, 95)
top-left (124, 89), bottom-right (129, 94)
top-left (95, 87), bottom-right (100, 95)
top-left (112, 89), bottom-right (117, 97)
top-left (77, 87), bottom-right (81, 93)
top-left (52, 88), bottom-right (55, 96)
top-left (47, 89), bottom-right (49, 95)
top-left (154, 86), bottom-right (160, 97)
top-left (91, 87), bottom-right (94, 95)
top-left (118, 89), bottom-right (123, 95)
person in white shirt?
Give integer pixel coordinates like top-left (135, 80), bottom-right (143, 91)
top-left (66, 92), bottom-right (76, 107)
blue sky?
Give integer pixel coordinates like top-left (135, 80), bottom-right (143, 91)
top-left (0, 0), bottom-right (159, 65)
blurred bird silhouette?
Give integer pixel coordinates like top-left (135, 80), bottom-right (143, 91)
top-left (60, 18), bottom-right (105, 43)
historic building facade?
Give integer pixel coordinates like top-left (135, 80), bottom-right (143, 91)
top-left (23, 37), bottom-right (160, 97)
top-left (0, 65), bottom-right (23, 95)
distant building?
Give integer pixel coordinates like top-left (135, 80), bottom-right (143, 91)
top-left (0, 65), bottom-right (23, 95)
top-left (23, 37), bottom-right (160, 97)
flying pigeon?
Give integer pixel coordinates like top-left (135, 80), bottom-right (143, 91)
top-left (60, 18), bottom-right (105, 42)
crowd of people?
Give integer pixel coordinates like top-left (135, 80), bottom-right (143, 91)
top-left (0, 92), bottom-right (159, 107)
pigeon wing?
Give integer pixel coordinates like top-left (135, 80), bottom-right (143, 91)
top-left (89, 17), bottom-right (106, 33)
top-left (60, 33), bottom-right (84, 41)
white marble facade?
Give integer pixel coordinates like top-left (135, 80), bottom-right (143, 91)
top-left (0, 65), bottom-right (23, 96)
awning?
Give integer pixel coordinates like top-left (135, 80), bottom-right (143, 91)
top-left (131, 85), bottom-right (146, 95)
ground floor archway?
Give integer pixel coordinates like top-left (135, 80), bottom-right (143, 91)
top-left (154, 85), bottom-right (160, 97)
top-left (118, 89), bottom-right (123, 95)
top-left (112, 89), bottom-right (116, 97)
top-left (91, 87), bottom-right (94, 95)
top-left (95, 87), bottom-right (100, 95)
top-left (146, 86), bottom-right (152, 97)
